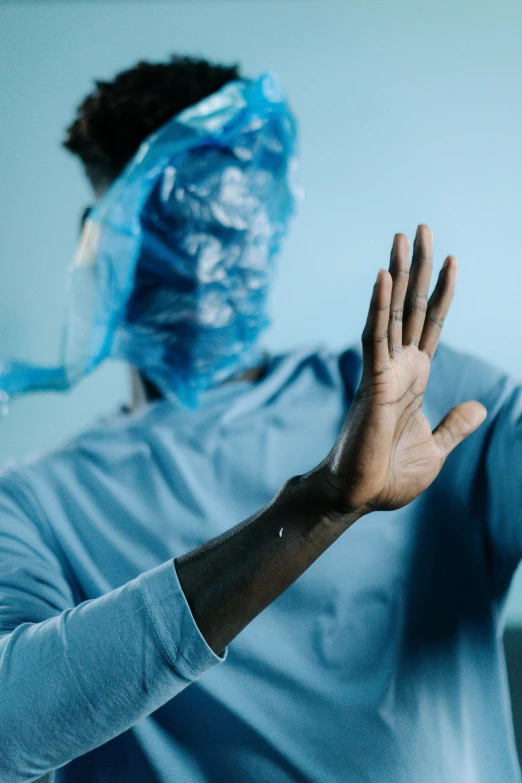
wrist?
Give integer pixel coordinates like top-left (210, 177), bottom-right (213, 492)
top-left (282, 467), bottom-right (370, 530)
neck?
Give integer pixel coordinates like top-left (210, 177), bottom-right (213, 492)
top-left (129, 364), bottom-right (267, 411)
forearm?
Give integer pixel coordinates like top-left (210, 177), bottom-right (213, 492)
top-left (176, 470), bottom-right (363, 655)
top-left (0, 561), bottom-right (221, 783)
top-left (0, 472), bottom-right (359, 781)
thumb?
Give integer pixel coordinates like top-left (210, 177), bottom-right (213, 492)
top-left (432, 401), bottom-right (487, 463)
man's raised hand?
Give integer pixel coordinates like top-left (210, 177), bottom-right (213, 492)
top-left (319, 225), bottom-right (487, 516)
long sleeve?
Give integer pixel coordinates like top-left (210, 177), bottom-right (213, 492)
top-left (483, 382), bottom-right (522, 591)
top-left (0, 479), bottom-right (224, 783)
top-left (423, 345), bottom-right (522, 599)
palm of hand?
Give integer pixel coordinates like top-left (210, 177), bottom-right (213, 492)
top-left (324, 227), bottom-right (486, 515)
top-left (360, 347), bottom-right (441, 510)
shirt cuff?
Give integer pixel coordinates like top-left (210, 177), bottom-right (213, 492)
top-left (139, 559), bottom-right (227, 681)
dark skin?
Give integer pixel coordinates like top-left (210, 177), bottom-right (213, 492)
top-left (38, 215), bottom-right (489, 783)
top-left (84, 193), bottom-right (487, 656)
top-left (174, 225), bottom-right (487, 654)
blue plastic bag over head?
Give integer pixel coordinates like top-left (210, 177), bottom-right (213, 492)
top-left (0, 72), bottom-right (298, 408)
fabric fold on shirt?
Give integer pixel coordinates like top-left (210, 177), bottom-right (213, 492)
top-left (0, 558), bottom-right (224, 783)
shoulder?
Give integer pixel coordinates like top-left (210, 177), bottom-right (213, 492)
top-left (0, 405), bottom-right (150, 505)
top-left (266, 345), bottom-right (363, 395)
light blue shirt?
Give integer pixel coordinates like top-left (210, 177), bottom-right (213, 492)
top-left (0, 345), bottom-right (521, 783)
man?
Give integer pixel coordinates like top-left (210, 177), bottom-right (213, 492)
top-left (0, 55), bottom-right (518, 783)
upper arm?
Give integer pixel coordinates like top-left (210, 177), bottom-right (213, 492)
top-left (427, 346), bottom-right (522, 597)
top-left (482, 384), bottom-right (522, 587)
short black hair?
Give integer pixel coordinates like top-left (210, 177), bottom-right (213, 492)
top-left (64, 55), bottom-right (241, 189)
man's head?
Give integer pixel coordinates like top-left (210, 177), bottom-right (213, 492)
top-left (64, 55), bottom-right (241, 198)
top-left (0, 57), bottom-right (298, 407)
top-left (59, 63), bottom-right (297, 407)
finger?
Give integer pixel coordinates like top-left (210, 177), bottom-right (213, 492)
top-left (419, 256), bottom-right (457, 360)
top-left (432, 401), bottom-right (487, 463)
top-left (361, 269), bottom-right (393, 374)
top-left (388, 233), bottom-right (410, 356)
top-left (403, 225), bottom-right (433, 347)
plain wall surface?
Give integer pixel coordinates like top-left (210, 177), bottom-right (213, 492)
top-left (1, 0), bottom-right (522, 620)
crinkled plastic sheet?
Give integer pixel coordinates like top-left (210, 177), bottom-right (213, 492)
top-left (0, 73), bottom-right (298, 409)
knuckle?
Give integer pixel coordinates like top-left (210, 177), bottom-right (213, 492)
top-left (426, 312), bottom-right (445, 330)
top-left (439, 421), bottom-right (455, 446)
top-left (361, 328), bottom-right (373, 346)
top-left (408, 301), bottom-right (428, 316)
top-left (453, 407), bottom-right (472, 433)
top-left (373, 361), bottom-right (392, 376)
top-left (362, 327), bottom-right (388, 346)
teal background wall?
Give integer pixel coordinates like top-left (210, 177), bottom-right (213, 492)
top-left (1, 0), bottom-right (522, 619)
